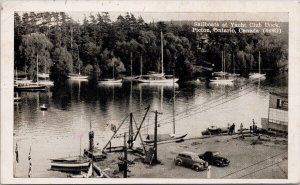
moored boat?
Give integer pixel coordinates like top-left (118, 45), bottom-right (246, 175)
top-left (137, 32), bottom-right (179, 84)
top-left (249, 51), bottom-right (266, 80)
top-left (98, 79), bottom-right (122, 84)
top-left (68, 73), bottom-right (89, 80)
top-left (15, 83), bottom-right (46, 91)
top-left (50, 156), bottom-right (90, 173)
top-left (210, 76), bottom-right (234, 84)
top-left (40, 104), bottom-right (47, 111)
top-left (14, 96), bottom-right (21, 102)
top-left (137, 75), bottom-right (178, 84)
top-left (38, 73), bottom-right (50, 79)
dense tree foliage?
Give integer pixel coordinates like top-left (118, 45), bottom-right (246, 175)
top-left (14, 12), bottom-right (288, 81)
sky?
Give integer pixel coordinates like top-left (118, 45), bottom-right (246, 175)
top-left (66, 12), bottom-right (288, 24)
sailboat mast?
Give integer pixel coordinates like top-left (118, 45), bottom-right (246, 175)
top-left (172, 64), bottom-right (175, 135)
top-left (113, 58), bottom-right (115, 80)
top-left (78, 49), bottom-right (81, 75)
top-left (130, 52), bottom-right (133, 78)
top-left (140, 55), bottom-right (143, 76)
top-left (221, 51), bottom-right (224, 72)
top-left (259, 51), bottom-right (261, 74)
top-left (161, 31), bottom-right (164, 75)
top-left (224, 50), bottom-right (226, 73)
top-left (36, 53), bottom-right (39, 83)
top-left (233, 53), bottom-right (235, 74)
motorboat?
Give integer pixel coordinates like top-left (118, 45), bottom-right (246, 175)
top-left (202, 126), bottom-right (229, 135)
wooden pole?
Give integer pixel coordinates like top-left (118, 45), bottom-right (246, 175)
top-left (153, 110), bottom-right (158, 162)
top-left (102, 114), bottom-right (129, 151)
top-left (129, 113), bottom-right (133, 149)
top-left (123, 132), bottom-right (128, 178)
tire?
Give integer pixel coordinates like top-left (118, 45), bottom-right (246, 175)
top-left (175, 160), bottom-right (182, 166)
top-left (194, 165), bottom-right (201, 172)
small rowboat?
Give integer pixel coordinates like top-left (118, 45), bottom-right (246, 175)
top-left (40, 104), bottom-right (48, 111)
top-left (50, 156), bottom-right (90, 173)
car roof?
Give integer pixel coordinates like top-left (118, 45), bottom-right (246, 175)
top-left (179, 151), bottom-right (197, 156)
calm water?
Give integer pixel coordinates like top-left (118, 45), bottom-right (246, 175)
top-left (13, 78), bottom-right (284, 177)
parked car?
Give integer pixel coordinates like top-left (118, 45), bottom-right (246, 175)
top-left (199, 151), bottom-right (230, 167)
top-left (174, 151), bottom-right (208, 171)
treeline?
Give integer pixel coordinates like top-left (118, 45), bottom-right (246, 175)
top-left (14, 12), bottom-right (288, 81)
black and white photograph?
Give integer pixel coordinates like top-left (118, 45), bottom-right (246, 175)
top-left (1, 0), bottom-right (300, 183)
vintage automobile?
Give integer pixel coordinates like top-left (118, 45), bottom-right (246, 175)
top-left (174, 151), bottom-right (208, 171)
top-left (198, 151), bottom-right (230, 167)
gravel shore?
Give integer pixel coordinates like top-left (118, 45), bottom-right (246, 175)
top-left (97, 134), bottom-right (287, 179)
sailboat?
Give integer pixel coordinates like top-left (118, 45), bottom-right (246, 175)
top-left (15, 53), bottom-right (47, 91)
top-left (50, 128), bottom-right (90, 173)
top-left (38, 61), bottom-right (54, 86)
top-left (122, 53), bottom-right (141, 83)
top-left (50, 155), bottom-right (90, 173)
top-left (144, 66), bottom-right (187, 144)
top-left (38, 61), bottom-right (49, 79)
top-left (14, 67), bottom-right (32, 86)
top-left (226, 53), bottom-right (240, 77)
top-left (14, 93), bottom-right (21, 102)
top-left (137, 31), bottom-right (179, 84)
top-left (210, 51), bottom-right (234, 84)
top-left (68, 50), bottom-right (88, 80)
top-left (213, 51), bottom-right (228, 77)
top-left (98, 58), bottom-right (122, 84)
top-left (249, 51), bottom-right (266, 79)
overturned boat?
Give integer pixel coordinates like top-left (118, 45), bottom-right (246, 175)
top-left (144, 133), bottom-right (187, 144)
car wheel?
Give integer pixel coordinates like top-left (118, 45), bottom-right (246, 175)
top-left (175, 160), bottom-right (182, 166)
top-left (194, 165), bottom-right (201, 172)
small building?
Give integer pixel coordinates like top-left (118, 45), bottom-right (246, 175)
top-left (261, 91), bottom-right (288, 133)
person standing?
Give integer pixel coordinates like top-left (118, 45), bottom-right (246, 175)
top-left (207, 165), bottom-right (211, 179)
top-left (15, 143), bottom-right (19, 163)
top-left (252, 119), bottom-right (256, 134)
top-left (232, 123), bottom-right (235, 134)
top-left (240, 123), bottom-right (243, 135)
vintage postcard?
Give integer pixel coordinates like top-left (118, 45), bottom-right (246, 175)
top-left (1, 0), bottom-right (300, 184)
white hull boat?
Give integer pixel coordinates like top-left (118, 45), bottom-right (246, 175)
top-left (98, 79), bottom-right (122, 84)
top-left (39, 80), bottom-right (54, 86)
top-left (137, 77), bottom-right (178, 84)
top-left (68, 74), bottom-right (89, 80)
top-left (249, 73), bottom-right (266, 79)
top-left (210, 77), bottom-right (234, 84)
top-left (38, 73), bottom-right (50, 79)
